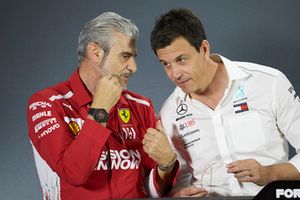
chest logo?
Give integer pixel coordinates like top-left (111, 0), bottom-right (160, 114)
top-left (235, 85), bottom-right (245, 99)
top-left (68, 121), bottom-right (80, 135)
top-left (233, 102), bottom-right (249, 113)
top-left (176, 103), bottom-right (188, 115)
top-left (119, 108), bottom-right (130, 123)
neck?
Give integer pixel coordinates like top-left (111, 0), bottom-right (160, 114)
top-left (190, 62), bottom-right (228, 109)
top-left (206, 62), bottom-right (228, 95)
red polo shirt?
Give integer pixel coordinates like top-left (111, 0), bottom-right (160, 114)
top-left (27, 69), bottom-right (159, 199)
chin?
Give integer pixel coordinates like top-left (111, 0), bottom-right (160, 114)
top-left (180, 87), bottom-right (192, 94)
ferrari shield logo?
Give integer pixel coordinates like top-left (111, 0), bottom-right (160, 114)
top-left (119, 108), bottom-right (130, 123)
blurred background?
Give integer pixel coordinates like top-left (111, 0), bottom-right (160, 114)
top-left (1, 0), bottom-right (300, 199)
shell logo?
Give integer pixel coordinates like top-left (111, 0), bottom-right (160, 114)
top-left (68, 121), bottom-right (80, 135)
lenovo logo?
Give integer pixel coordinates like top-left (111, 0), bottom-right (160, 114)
top-left (276, 189), bottom-right (300, 198)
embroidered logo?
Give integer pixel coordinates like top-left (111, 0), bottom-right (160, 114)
top-left (68, 121), bottom-right (80, 136)
top-left (233, 102), bottom-right (249, 113)
top-left (119, 108), bottom-right (130, 123)
top-left (235, 85), bottom-right (245, 99)
top-left (176, 103), bottom-right (188, 115)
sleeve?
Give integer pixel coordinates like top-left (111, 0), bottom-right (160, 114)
top-left (273, 72), bottom-right (300, 171)
top-left (147, 161), bottom-right (179, 197)
top-left (27, 93), bottom-right (111, 186)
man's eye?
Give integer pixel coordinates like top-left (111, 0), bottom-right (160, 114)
top-left (123, 55), bottom-right (130, 60)
top-left (177, 58), bottom-right (186, 63)
top-left (161, 62), bottom-right (169, 67)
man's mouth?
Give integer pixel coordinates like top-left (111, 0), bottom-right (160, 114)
top-left (177, 78), bottom-right (190, 86)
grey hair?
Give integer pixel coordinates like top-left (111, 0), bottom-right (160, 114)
top-left (77, 12), bottom-right (139, 63)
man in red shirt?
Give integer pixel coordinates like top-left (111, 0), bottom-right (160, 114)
top-left (27, 12), bottom-right (177, 199)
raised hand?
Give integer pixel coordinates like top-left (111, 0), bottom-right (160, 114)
top-left (91, 74), bottom-right (123, 112)
top-left (142, 120), bottom-right (175, 166)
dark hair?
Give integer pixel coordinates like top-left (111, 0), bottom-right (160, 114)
top-left (151, 8), bottom-right (207, 54)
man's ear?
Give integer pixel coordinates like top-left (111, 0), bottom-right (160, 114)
top-left (86, 42), bottom-right (104, 62)
top-left (200, 40), bottom-right (210, 58)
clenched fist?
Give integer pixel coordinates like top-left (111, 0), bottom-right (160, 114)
top-left (142, 120), bottom-right (175, 166)
top-left (91, 74), bottom-right (123, 112)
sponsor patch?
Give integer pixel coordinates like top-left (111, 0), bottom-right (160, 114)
top-left (233, 102), bottom-right (249, 114)
top-left (178, 129), bottom-right (200, 139)
top-left (62, 103), bottom-right (73, 111)
top-left (32, 111), bottom-right (51, 122)
top-left (68, 121), bottom-right (80, 136)
top-left (184, 138), bottom-right (201, 149)
top-left (95, 149), bottom-right (141, 170)
top-left (34, 118), bottom-right (57, 133)
top-left (119, 108), bottom-right (130, 123)
top-left (178, 119), bottom-right (196, 131)
top-left (122, 127), bottom-right (136, 140)
top-left (38, 123), bottom-right (60, 139)
top-left (176, 113), bottom-right (193, 121)
top-left (63, 117), bottom-right (84, 135)
top-left (235, 85), bottom-right (245, 99)
top-left (29, 101), bottom-right (52, 110)
top-left (176, 103), bottom-right (188, 115)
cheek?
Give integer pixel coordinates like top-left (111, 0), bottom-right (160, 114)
top-left (165, 69), bottom-right (174, 80)
top-left (104, 61), bottom-right (120, 74)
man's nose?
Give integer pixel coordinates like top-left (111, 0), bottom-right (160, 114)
top-left (172, 64), bottom-right (182, 79)
top-left (127, 58), bottom-right (137, 73)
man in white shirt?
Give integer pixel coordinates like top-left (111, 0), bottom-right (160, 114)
top-left (150, 8), bottom-right (300, 197)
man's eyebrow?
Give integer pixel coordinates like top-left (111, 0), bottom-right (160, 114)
top-left (159, 54), bottom-right (186, 63)
top-left (159, 59), bottom-right (167, 63)
top-left (175, 54), bottom-right (186, 60)
top-left (121, 51), bottom-right (137, 57)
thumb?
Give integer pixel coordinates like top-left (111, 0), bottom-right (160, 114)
top-left (156, 120), bottom-right (164, 132)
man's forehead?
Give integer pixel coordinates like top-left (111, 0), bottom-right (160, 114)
top-left (112, 33), bottom-right (136, 50)
top-left (157, 46), bottom-right (184, 61)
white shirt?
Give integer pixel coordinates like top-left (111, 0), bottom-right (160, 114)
top-left (159, 54), bottom-right (300, 196)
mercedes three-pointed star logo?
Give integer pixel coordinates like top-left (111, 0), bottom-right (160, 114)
top-left (176, 103), bottom-right (188, 115)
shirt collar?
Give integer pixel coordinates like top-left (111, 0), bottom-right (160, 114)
top-left (175, 54), bottom-right (250, 101)
top-left (118, 92), bottom-right (129, 106)
top-left (69, 69), bottom-right (92, 107)
top-left (210, 54), bottom-right (250, 81)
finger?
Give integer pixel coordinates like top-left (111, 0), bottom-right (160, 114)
top-left (143, 146), bottom-right (153, 158)
top-left (156, 120), bottom-right (164, 132)
top-left (228, 159), bottom-right (254, 168)
top-left (238, 176), bottom-right (255, 183)
top-left (143, 133), bottom-right (155, 142)
top-left (234, 170), bottom-right (251, 178)
top-left (227, 163), bottom-right (249, 173)
top-left (190, 191), bottom-right (208, 197)
top-left (147, 127), bottom-right (159, 135)
top-left (227, 160), bottom-right (242, 168)
top-left (184, 187), bottom-right (207, 196)
top-left (111, 73), bottom-right (123, 83)
top-left (142, 138), bottom-right (147, 145)
top-left (227, 165), bottom-right (243, 173)
top-left (143, 145), bottom-right (149, 153)
top-left (143, 136), bottom-right (157, 150)
top-left (108, 75), bottom-right (121, 84)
